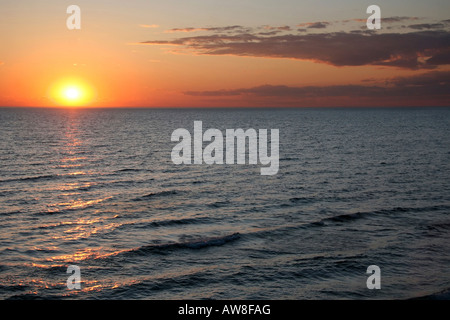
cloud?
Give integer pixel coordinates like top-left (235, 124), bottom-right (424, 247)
top-left (165, 25), bottom-right (246, 33)
top-left (258, 31), bottom-right (282, 36)
top-left (382, 16), bottom-right (420, 23)
top-left (183, 84), bottom-right (378, 98)
top-left (345, 16), bottom-right (419, 24)
top-left (256, 26), bottom-right (292, 35)
top-left (140, 30), bottom-right (450, 69)
top-left (307, 22), bottom-right (330, 29)
top-left (262, 25), bottom-right (292, 31)
top-left (140, 24), bottom-right (159, 28)
top-left (297, 21), bottom-right (330, 29)
top-left (184, 71), bottom-right (450, 102)
top-left (389, 70), bottom-right (450, 86)
top-left (165, 27), bottom-right (209, 33)
top-left (408, 23), bottom-right (446, 30)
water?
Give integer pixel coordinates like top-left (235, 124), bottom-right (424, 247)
top-left (0, 107), bottom-right (449, 300)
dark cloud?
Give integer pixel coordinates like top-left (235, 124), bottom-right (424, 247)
top-left (382, 16), bottom-right (419, 23)
top-left (344, 16), bottom-right (419, 24)
top-left (165, 25), bottom-right (246, 33)
top-left (308, 22), bottom-right (329, 29)
top-left (208, 25), bottom-right (248, 33)
top-left (298, 21), bottom-right (330, 29)
top-left (184, 71), bottom-right (450, 101)
top-left (257, 26), bottom-right (292, 36)
top-left (185, 85), bottom-right (383, 97)
top-left (141, 30), bottom-right (450, 69)
top-left (258, 31), bottom-right (281, 36)
top-left (277, 26), bottom-right (291, 31)
top-left (389, 70), bottom-right (450, 86)
top-left (165, 27), bottom-right (207, 33)
top-left (350, 29), bottom-right (376, 34)
top-left (426, 48), bottom-right (450, 65)
top-left (262, 25), bottom-right (291, 31)
top-left (408, 23), bottom-right (445, 30)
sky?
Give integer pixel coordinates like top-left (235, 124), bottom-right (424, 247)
top-left (0, 0), bottom-right (449, 107)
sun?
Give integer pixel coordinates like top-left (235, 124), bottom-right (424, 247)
top-left (64, 87), bottom-right (82, 101)
top-left (49, 78), bottom-right (96, 107)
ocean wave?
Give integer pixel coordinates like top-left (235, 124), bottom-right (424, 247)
top-left (125, 232), bottom-right (241, 256)
top-left (425, 221), bottom-right (450, 232)
top-left (0, 174), bottom-right (57, 184)
top-left (320, 211), bottom-right (369, 223)
top-left (139, 216), bottom-right (215, 228)
top-left (230, 204), bottom-right (450, 240)
top-left (116, 168), bottom-right (142, 173)
top-left (95, 268), bottom-right (221, 299)
top-left (207, 201), bottom-right (230, 208)
top-left (316, 204), bottom-right (450, 226)
top-left (289, 197), bottom-right (316, 204)
top-left (279, 156), bottom-right (296, 161)
top-left (0, 190), bottom-right (17, 197)
top-left (6, 292), bottom-right (60, 300)
top-left (133, 190), bottom-right (179, 201)
top-left (114, 216), bottom-right (216, 232)
top-left (0, 284), bottom-right (32, 296)
top-left (0, 210), bottom-right (21, 217)
top-left (410, 288), bottom-right (450, 300)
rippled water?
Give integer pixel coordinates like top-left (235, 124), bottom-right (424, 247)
top-left (0, 107), bottom-right (449, 300)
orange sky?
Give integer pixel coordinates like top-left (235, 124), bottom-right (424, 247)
top-left (0, 1), bottom-right (449, 107)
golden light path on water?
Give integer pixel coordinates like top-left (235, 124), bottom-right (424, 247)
top-left (25, 112), bottom-right (128, 294)
top-left (24, 112), bottom-right (196, 296)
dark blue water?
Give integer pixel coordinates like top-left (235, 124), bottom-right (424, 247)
top-left (0, 107), bottom-right (449, 299)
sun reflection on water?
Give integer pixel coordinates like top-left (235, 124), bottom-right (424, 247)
top-left (48, 196), bottom-right (112, 211)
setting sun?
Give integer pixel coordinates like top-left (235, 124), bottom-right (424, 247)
top-left (49, 78), bottom-right (96, 107)
top-left (64, 87), bottom-right (81, 101)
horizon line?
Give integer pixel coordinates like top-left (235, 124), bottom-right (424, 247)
top-left (1, 105), bottom-right (450, 110)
